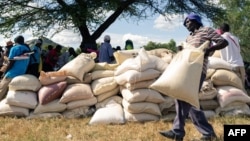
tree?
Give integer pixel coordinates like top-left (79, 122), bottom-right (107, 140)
top-left (143, 39), bottom-right (177, 52)
top-left (0, 0), bottom-right (224, 52)
top-left (211, 0), bottom-right (250, 62)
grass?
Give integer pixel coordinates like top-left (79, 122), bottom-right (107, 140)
top-left (0, 116), bottom-right (249, 141)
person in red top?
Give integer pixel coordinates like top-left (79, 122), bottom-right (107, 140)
top-left (43, 45), bottom-right (62, 72)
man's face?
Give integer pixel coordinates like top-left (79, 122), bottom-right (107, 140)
top-left (185, 18), bottom-right (196, 32)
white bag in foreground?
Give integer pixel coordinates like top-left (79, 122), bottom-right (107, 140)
top-left (150, 41), bottom-right (210, 109)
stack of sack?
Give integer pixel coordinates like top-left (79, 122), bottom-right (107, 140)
top-left (158, 96), bottom-right (176, 122)
top-left (32, 71), bottom-right (68, 118)
top-left (57, 52), bottom-right (97, 118)
top-left (113, 49), bottom-right (140, 65)
top-left (89, 62), bottom-right (124, 125)
top-left (0, 53), bottom-right (98, 119)
top-left (207, 56), bottom-right (250, 117)
top-left (198, 79), bottom-right (219, 119)
top-left (0, 74), bottom-right (41, 117)
top-left (114, 48), bottom-right (169, 122)
top-left (91, 74), bottom-right (119, 103)
top-left (146, 48), bottom-right (177, 121)
top-left (35, 52), bottom-right (97, 119)
top-left (89, 48), bottom-right (174, 125)
top-left (150, 41), bottom-right (250, 121)
top-left (0, 45), bottom-right (250, 124)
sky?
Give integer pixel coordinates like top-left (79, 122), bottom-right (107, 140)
top-left (0, 14), bottom-right (213, 50)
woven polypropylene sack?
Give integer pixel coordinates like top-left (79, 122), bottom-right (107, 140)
top-left (59, 53), bottom-right (96, 82)
top-left (150, 41), bottom-right (210, 109)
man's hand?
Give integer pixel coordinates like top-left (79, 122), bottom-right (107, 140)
top-left (177, 46), bottom-right (183, 52)
top-left (203, 47), bottom-right (214, 57)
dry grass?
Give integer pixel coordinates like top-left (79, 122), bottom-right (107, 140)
top-left (0, 116), bottom-right (249, 141)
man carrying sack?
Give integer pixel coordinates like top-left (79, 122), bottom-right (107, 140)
top-left (158, 13), bottom-right (228, 141)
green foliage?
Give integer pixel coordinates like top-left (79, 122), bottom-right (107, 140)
top-left (143, 39), bottom-right (177, 52)
top-left (76, 48), bottom-right (82, 55)
top-left (61, 47), bottom-right (68, 53)
top-left (0, 0), bottom-right (225, 47)
top-left (212, 0), bottom-right (250, 62)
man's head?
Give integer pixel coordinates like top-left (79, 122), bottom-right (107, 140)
top-left (219, 23), bottom-right (230, 34)
top-left (47, 45), bottom-right (53, 50)
top-left (183, 13), bottom-right (203, 32)
top-left (55, 45), bottom-right (62, 52)
top-left (68, 47), bottom-right (75, 55)
top-left (35, 39), bottom-right (43, 47)
top-left (14, 35), bottom-right (25, 45)
top-left (6, 41), bottom-right (14, 48)
top-left (104, 35), bottom-right (111, 43)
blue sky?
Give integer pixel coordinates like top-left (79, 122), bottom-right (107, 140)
top-left (0, 14), bottom-right (212, 50)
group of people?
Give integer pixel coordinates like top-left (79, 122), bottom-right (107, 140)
top-left (0, 35), bottom-right (31, 100)
top-left (0, 12), bottom-right (246, 141)
top-left (0, 35), bottom-right (78, 101)
top-left (98, 35), bottom-right (134, 63)
top-left (39, 44), bottom-right (78, 72)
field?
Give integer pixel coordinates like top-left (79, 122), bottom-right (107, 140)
top-left (0, 116), bottom-right (249, 141)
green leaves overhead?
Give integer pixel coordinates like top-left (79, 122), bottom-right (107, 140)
top-left (212, 0), bottom-right (250, 62)
top-left (0, 0), bottom-right (224, 47)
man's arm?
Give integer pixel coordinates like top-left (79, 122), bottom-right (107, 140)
top-left (204, 28), bottom-right (229, 55)
top-left (4, 60), bottom-right (15, 74)
top-left (211, 39), bottom-right (228, 50)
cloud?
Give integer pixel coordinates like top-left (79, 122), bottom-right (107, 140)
top-left (96, 33), bottom-right (152, 49)
top-left (0, 30), bottom-right (34, 47)
top-left (153, 14), bottom-right (184, 31)
top-left (51, 30), bottom-right (82, 48)
top-left (0, 14), bottom-right (188, 50)
top-left (122, 33), bottom-right (150, 48)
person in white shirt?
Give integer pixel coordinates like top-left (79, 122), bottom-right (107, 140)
top-left (217, 23), bottom-right (246, 87)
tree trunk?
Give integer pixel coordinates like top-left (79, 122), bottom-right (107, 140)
top-left (78, 24), bottom-right (98, 53)
top-left (79, 0), bottom-right (136, 53)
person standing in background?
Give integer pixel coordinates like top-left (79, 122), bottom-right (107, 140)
top-left (26, 39), bottom-right (43, 77)
top-left (124, 39), bottom-right (134, 50)
top-left (43, 45), bottom-right (62, 72)
top-left (68, 47), bottom-right (78, 61)
top-left (4, 41), bottom-right (14, 57)
top-left (0, 35), bottom-right (30, 100)
top-left (42, 45), bottom-right (53, 60)
top-left (0, 47), bottom-right (4, 74)
top-left (217, 23), bottom-right (246, 88)
top-left (0, 41), bottom-right (14, 77)
top-left (98, 35), bottom-right (114, 63)
top-left (116, 46), bottom-right (121, 51)
top-left (41, 45), bottom-right (53, 69)
top-left (159, 13), bottom-right (228, 141)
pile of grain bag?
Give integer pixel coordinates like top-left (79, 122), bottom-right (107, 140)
top-left (114, 48), bottom-right (169, 122)
top-left (0, 53), bottom-right (98, 119)
top-left (150, 41), bottom-right (250, 120)
top-left (89, 62), bottom-right (123, 125)
top-left (0, 74), bottom-right (41, 117)
top-left (207, 56), bottom-right (250, 117)
top-left (0, 45), bottom-right (249, 125)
